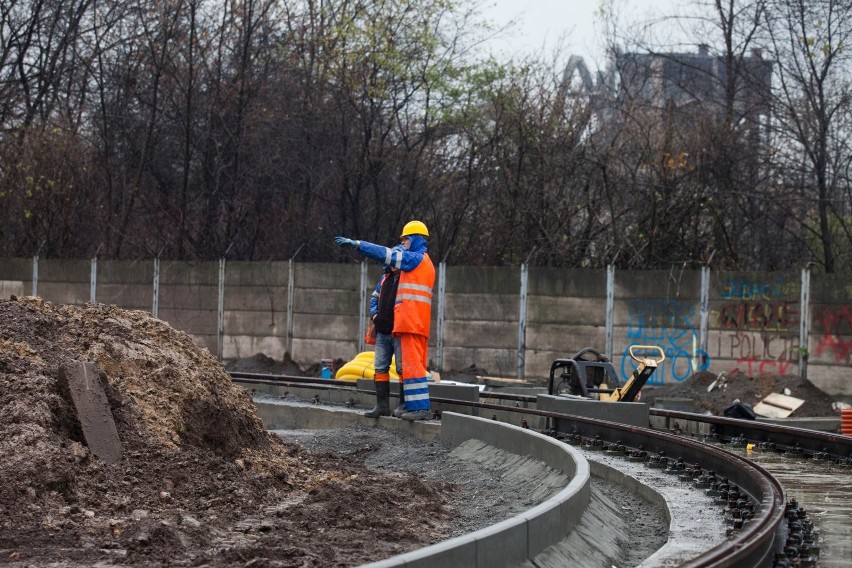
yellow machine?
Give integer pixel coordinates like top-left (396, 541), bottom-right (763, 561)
top-left (548, 345), bottom-right (665, 402)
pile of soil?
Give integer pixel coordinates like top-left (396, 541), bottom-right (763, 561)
top-left (226, 352), bottom-right (305, 375)
top-left (641, 370), bottom-right (839, 417)
top-left (0, 296), bottom-right (458, 567)
top-left (226, 353), bottom-right (348, 379)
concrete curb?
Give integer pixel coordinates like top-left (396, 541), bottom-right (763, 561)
top-left (255, 398), bottom-right (591, 568)
top-left (367, 412), bottom-right (591, 568)
top-left (586, 460), bottom-right (670, 526)
top-left (254, 397), bottom-right (443, 442)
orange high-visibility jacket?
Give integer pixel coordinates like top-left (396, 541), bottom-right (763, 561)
top-left (394, 253), bottom-right (435, 337)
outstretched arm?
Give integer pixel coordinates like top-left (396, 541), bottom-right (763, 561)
top-left (358, 241), bottom-right (423, 271)
top-left (335, 237), bottom-right (423, 271)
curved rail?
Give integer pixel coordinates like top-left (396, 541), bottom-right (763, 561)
top-left (653, 408), bottom-right (852, 458)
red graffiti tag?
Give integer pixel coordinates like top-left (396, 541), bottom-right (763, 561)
top-left (735, 357), bottom-right (793, 376)
top-left (815, 306), bottom-right (852, 364)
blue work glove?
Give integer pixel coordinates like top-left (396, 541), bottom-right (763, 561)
top-left (334, 236), bottom-right (361, 248)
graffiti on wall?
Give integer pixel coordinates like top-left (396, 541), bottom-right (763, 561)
top-left (716, 300), bottom-right (799, 332)
top-left (621, 299), bottom-right (709, 385)
top-left (718, 275), bottom-right (797, 301)
top-left (815, 305), bottom-right (852, 365)
top-left (715, 332), bottom-right (798, 375)
top-left (712, 276), bottom-right (799, 376)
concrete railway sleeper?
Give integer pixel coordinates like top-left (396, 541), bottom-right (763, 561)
top-left (232, 373), bottom-right (805, 567)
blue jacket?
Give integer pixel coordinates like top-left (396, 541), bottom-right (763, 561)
top-left (358, 236), bottom-right (428, 272)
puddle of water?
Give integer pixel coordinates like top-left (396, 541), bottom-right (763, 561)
top-left (742, 449), bottom-right (852, 567)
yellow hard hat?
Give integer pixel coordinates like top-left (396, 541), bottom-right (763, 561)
top-left (400, 220), bottom-right (429, 237)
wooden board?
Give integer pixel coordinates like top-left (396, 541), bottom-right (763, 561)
top-left (59, 361), bottom-right (122, 464)
top-left (753, 392), bottom-right (805, 419)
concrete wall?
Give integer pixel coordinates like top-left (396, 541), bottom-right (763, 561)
top-left (807, 273), bottom-right (852, 395)
top-left (1, 257), bottom-right (850, 395)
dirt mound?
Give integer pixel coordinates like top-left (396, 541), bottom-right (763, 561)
top-left (226, 353), bottom-right (351, 379)
top-left (226, 352), bottom-right (305, 375)
top-left (641, 369), bottom-right (839, 417)
top-left (0, 296), bottom-right (457, 566)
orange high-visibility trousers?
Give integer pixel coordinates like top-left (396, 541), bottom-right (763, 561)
top-left (398, 333), bottom-right (430, 411)
top-left (398, 334), bottom-right (428, 379)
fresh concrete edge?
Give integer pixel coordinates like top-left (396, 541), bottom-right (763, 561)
top-left (586, 460), bottom-right (675, 568)
top-left (253, 398), bottom-right (444, 442)
top-left (587, 460), bottom-right (671, 525)
top-left (360, 412), bottom-right (592, 568)
top-left (253, 400), bottom-right (592, 568)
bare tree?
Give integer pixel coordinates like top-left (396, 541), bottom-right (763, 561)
top-left (764, 0), bottom-right (852, 273)
top-left (584, 0), bottom-right (808, 270)
top-left (1, 0), bottom-right (850, 272)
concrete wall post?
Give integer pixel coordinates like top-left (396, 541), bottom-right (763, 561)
top-left (800, 266), bottom-right (811, 379)
top-left (217, 258), bottom-right (225, 361)
top-left (436, 261), bottom-right (446, 371)
top-left (90, 256), bottom-right (98, 303)
top-left (152, 257), bottom-right (160, 317)
top-left (32, 255), bottom-right (39, 297)
top-left (605, 265), bottom-right (614, 359)
top-left (699, 265), bottom-right (710, 367)
top-left (358, 260), bottom-right (368, 354)
top-left (287, 258), bottom-right (295, 356)
top-left (517, 263), bottom-right (528, 379)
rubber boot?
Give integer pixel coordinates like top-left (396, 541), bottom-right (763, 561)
top-left (399, 376), bottom-right (432, 421)
top-left (392, 381), bottom-right (406, 418)
top-left (401, 408), bottom-right (432, 421)
top-left (364, 376), bottom-right (391, 418)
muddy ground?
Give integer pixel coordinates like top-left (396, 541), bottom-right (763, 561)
top-left (0, 297), bottom-right (466, 567)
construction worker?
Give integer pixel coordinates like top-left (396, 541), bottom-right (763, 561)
top-left (363, 249), bottom-right (404, 418)
top-left (335, 220), bottom-right (435, 420)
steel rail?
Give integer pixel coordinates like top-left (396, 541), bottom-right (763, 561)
top-left (229, 371), bottom-right (355, 387)
top-left (652, 408), bottom-right (852, 458)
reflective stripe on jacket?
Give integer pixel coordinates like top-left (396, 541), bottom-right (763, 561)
top-left (394, 252), bottom-right (434, 337)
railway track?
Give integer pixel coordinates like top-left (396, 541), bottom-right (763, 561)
top-left (230, 372), bottom-right (852, 567)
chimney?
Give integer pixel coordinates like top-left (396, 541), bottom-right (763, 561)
top-left (751, 48), bottom-right (763, 59)
top-left (698, 44), bottom-right (709, 56)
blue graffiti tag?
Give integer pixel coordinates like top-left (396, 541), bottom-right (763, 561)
top-left (622, 299), bottom-right (711, 384)
top-left (718, 276), bottom-right (789, 300)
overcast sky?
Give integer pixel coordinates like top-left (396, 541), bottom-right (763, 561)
top-left (480, 0), bottom-right (682, 68)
